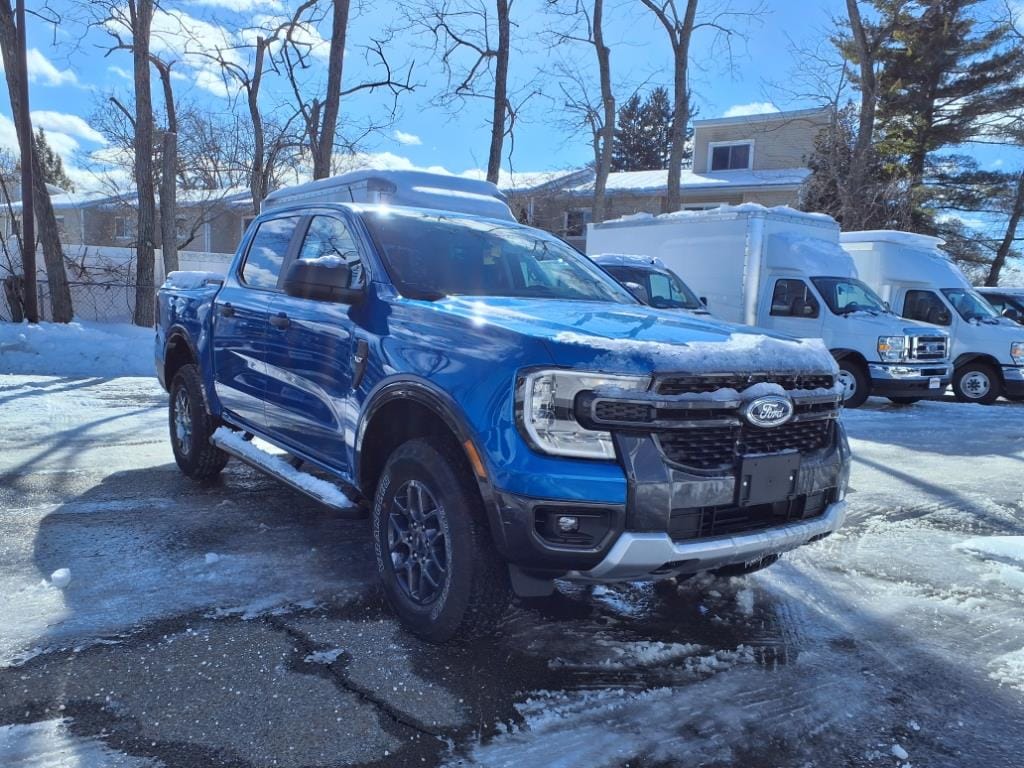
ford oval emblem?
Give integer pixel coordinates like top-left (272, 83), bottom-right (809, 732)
top-left (743, 395), bottom-right (794, 428)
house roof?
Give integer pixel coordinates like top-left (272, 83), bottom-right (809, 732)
top-left (693, 106), bottom-right (832, 129)
top-left (565, 167), bottom-right (810, 196)
top-left (3, 187), bottom-right (250, 213)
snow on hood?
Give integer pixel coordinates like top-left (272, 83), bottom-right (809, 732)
top-left (428, 296), bottom-right (837, 375)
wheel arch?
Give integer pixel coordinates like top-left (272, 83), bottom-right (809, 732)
top-left (830, 348), bottom-right (868, 370)
top-left (954, 352), bottom-right (1002, 374)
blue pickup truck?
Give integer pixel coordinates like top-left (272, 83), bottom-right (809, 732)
top-left (156, 171), bottom-right (851, 642)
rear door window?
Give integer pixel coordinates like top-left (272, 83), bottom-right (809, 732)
top-left (770, 279), bottom-right (819, 318)
top-left (240, 216), bottom-right (301, 290)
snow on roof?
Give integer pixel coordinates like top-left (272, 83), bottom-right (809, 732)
top-left (592, 253), bottom-right (667, 268)
top-left (840, 230), bottom-right (945, 249)
top-left (567, 167), bottom-right (810, 196)
top-left (498, 169), bottom-right (589, 194)
top-left (4, 187), bottom-right (251, 213)
top-left (597, 202), bottom-right (837, 229)
top-left (693, 106), bottom-right (832, 128)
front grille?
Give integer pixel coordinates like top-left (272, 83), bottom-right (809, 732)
top-left (594, 400), bottom-right (653, 423)
top-left (669, 490), bottom-right (834, 541)
top-left (909, 335), bottom-right (947, 361)
top-left (657, 420), bottom-right (833, 470)
top-left (657, 373), bottom-right (834, 395)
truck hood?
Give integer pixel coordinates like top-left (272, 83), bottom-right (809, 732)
top-left (833, 311), bottom-right (946, 338)
top-left (432, 296), bottom-right (838, 375)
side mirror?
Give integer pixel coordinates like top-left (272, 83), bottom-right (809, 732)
top-left (883, 300), bottom-right (891, 312)
top-left (623, 281), bottom-right (650, 304)
top-left (1002, 307), bottom-right (1021, 323)
top-left (699, 296), bottom-right (708, 307)
top-left (283, 258), bottom-right (364, 304)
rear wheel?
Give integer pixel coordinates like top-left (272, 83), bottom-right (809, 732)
top-left (169, 364), bottom-right (228, 480)
top-left (952, 362), bottom-right (1001, 405)
top-left (887, 397), bottom-right (921, 406)
top-left (372, 437), bottom-right (511, 642)
top-left (836, 359), bottom-right (869, 408)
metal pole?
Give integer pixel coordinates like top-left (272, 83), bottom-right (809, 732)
top-left (16, 0), bottom-right (37, 323)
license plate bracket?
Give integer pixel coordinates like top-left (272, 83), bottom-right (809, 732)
top-left (737, 452), bottom-right (801, 507)
top-left (929, 377), bottom-right (941, 389)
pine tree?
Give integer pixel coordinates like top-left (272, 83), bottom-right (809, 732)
top-left (643, 87), bottom-right (673, 169)
top-left (611, 88), bottom-right (684, 172)
top-left (611, 93), bottom-right (646, 171)
top-left (33, 128), bottom-right (74, 192)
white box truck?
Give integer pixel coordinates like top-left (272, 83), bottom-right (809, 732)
top-left (586, 205), bottom-right (951, 407)
top-left (841, 231), bottom-right (1024, 404)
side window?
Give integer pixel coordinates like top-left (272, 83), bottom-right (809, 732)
top-left (648, 273), bottom-right (673, 303)
top-left (903, 290), bottom-right (951, 326)
top-left (770, 279), bottom-right (819, 318)
top-left (297, 216), bottom-right (365, 288)
top-left (241, 216), bottom-right (300, 290)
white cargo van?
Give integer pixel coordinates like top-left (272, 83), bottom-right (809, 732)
top-left (841, 231), bottom-right (1024, 404)
top-left (586, 205), bottom-right (951, 407)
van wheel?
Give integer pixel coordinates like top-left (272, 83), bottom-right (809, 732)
top-left (372, 438), bottom-right (511, 643)
top-left (888, 397), bottom-right (920, 405)
top-left (953, 362), bottom-right (1001, 405)
top-left (169, 364), bottom-right (228, 480)
top-left (836, 359), bottom-right (869, 408)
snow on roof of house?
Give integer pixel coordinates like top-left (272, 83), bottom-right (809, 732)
top-left (566, 167), bottom-right (810, 196)
top-left (497, 169), bottom-right (590, 194)
top-left (4, 187), bottom-right (251, 213)
top-left (693, 106), bottom-right (832, 128)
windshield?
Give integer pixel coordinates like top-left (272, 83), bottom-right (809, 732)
top-left (811, 277), bottom-right (887, 315)
top-left (360, 209), bottom-right (633, 302)
top-left (942, 288), bottom-right (999, 322)
top-left (603, 266), bottom-right (704, 310)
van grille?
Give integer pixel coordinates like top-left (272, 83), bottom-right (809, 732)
top-left (656, 420), bottom-right (834, 471)
top-left (908, 335), bottom-right (947, 361)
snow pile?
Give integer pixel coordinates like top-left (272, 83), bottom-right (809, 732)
top-left (0, 321), bottom-right (154, 377)
top-left (304, 647), bottom-right (345, 665)
top-left (49, 569), bottom-right (71, 589)
top-left (988, 648), bottom-right (1024, 692)
top-left (955, 536), bottom-right (1024, 568)
top-left (0, 719), bottom-right (158, 767)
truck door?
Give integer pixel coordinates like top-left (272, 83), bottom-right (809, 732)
top-left (759, 277), bottom-right (825, 340)
top-left (212, 215), bottom-right (302, 429)
top-left (262, 213), bottom-right (364, 469)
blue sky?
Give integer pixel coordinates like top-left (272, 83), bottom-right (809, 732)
top-left (0, 0), bottom-right (1017, 194)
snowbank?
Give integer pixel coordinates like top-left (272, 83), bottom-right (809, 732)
top-left (0, 321), bottom-right (154, 377)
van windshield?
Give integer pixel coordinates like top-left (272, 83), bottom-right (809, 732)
top-left (942, 288), bottom-right (999, 322)
top-left (603, 266), bottom-right (703, 310)
top-left (811, 277), bottom-right (887, 315)
top-left (360, 209), bottom-right (633, 302)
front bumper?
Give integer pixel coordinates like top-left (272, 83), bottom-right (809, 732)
top-left (1003, 366), bottom-right (1024, 398)
top-left (868, 363), bottom-right (950, 399)
top-left (569, 500), bottom-right (847, 581)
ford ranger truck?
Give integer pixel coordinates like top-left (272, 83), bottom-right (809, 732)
top-left (156, 186), bottom-right (851, 642)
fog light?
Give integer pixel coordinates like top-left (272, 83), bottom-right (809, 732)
top-left (556, 515), bottom-right (580, 533)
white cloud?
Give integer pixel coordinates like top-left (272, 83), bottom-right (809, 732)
top-left (332, 151), bottom-right (454, 176)
top-left (245, 14), bottom-right (330, 60)
top-left (193, 69), bottom-right (234, 99)
top-left (0, 114), bottom-right (18, 154)
top-left (31, 111), bottom-right (107, 146)
top-left (4, 49), bottom-right (79, 87)
top-left (185, 0), bottom-right (283, 11)
top-left (107, 65), bottom-right (131, 81)
top-left (722, 101), bottom-right (780, 118)
top-left (393, 130), bottom-right (422, 146)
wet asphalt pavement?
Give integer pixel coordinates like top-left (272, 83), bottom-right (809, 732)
top-left (1, 375), bottom-right (1023, 767)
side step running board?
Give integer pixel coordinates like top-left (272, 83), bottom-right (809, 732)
top-left (211, 427), bottom-right (365, 518)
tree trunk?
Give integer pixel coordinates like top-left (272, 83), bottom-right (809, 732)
top-left (0, 1), bottom-right (73, 323)
top-left (592, 0), bottom-right (614, 224)
top-left (844, 0), bottom-right (876, 229)
top-left (248, 41), bottom-right (268, 214)
top-left (665, 1), bottom-right (698, 213)
top-left (155, 60), bottom-right (178, 275)
top-left (131, 0), bottom-right (157, 327)
top-left (313, 0), bottom-right (350, 179)
top-left (486, 0), bottom-right (510, 185)
top-left (985, 171), bottom-right (1024, 286)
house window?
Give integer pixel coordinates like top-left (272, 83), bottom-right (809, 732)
top-left (709, 142), bottom-right (753, 171)
top-left (114, 216), bottom-right (131, 240)
top-left (565, 208), bottom-right (592, 237)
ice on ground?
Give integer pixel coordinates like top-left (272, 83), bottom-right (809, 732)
top-left (956, 536), bottom-right (1024, 567)
top-left (204, 553), bottom-right (221, 565)
top-left (735, 587), bottom-right (755, 616)
top-left (49, 569), bottom-right (71, 589)
top-left (892, 743), bottom-right (910, 760)
top-left (213, 428), bottom-right (355, 509)
top-left (0, 719), bottom-right (158, 767)
top-left (0, 321), bottom-right (153, 377)
top-left (304, 648), bottom-right (345, 665)
top-left (988, 648), bottom-right (1024, 692)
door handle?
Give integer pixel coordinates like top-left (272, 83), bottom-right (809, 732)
top-left (220, 303), bottom-right (235, 318)
top-left (269, 312), bottom-right (290, 329)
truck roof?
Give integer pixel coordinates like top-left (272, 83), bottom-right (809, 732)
top-left (977, 286), bottom-right (1024, 295)
top-left (261, 170), bottom-right (515, 221)
top-left (589, 203), bottom-right (838, 232)
top-left (840, 230), bottom-right (945, 249)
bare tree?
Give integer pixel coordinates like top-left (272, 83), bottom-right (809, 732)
top-left (274, 0), bottom-right (415, 180)
top-left (0, 2), bottom-right (74, 322)
top-left (639, 0), bottom-right (765, 212)
top-left (151, 55), bottom-right (179, 274)
top-left (404, 0), bottom-right (515, 184)
top-left (548, 0), bottom-right (615, 223)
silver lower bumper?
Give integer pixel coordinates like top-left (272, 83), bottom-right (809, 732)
top-left (567, 500), bottom-right (848, 582)
top-left (868, 363), bottom-right (950, 381)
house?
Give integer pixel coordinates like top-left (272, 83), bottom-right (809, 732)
top-left (506, 106), bottom-right (832, 249)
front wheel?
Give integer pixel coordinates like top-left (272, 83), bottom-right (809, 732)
top-left (888, 397), bottom-right (921, 406)
top-left (169, 364), bottom-right (228, 480)
top-left (372, 438), bottom-right (511, 643)
top-left (952, 362), bottom-right (1001, 405)
top-left (836, 359), bottom-right (869, 409)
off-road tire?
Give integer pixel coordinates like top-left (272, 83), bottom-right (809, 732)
top-left (169, 364), bottom-right (228, 480)
top-left (372, 437), bottom-right (511, 643)
top-left (837, 359), bottom-right (870, 409)
top-left (952, 362), bottom-right (1002, 405)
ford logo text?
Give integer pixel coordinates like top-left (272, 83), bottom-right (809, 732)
top-left (743, 395), bottom-right (794, 428)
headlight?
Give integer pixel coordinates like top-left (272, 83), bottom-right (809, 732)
top-left (877, 336), bottom-right (906, 363)
top-left (1012, 342), bottom-right (1024, 366)
top-left (518, 370), bottom-right (650, 459)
